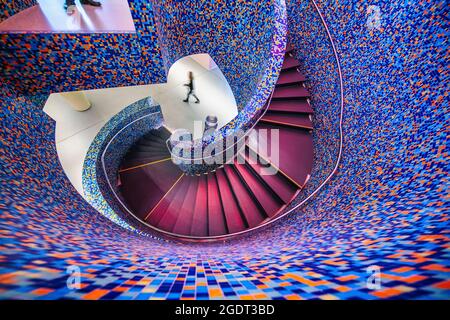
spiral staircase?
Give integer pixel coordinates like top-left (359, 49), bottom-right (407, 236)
top-left (117, 44), bottom-right (314, 239)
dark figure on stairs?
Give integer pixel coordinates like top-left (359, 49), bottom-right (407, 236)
top-left (65, 0), bottom-right (102, 15)
top-left (183, 71), bottom-right (200, 104)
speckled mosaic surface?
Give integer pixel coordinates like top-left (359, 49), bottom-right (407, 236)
top-left (0, 0), bottom-right (36, 23)
top-left (0, 0), bottom-right (449, 300)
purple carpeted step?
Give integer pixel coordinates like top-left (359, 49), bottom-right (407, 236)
top-left (119, 160), bottom-right (182, 219)
top-left (140, 137), bottom-right (168, 147)
top-left (156, 175), bottom-right (191, 232)
top-left (135, 144), bottom-right (169, 153)
top-left (138, 143), bottom-right (168, 152)
top-left (120, 153), bottom-right (172, 170)
top-left (172, 176), bottom-right (199, 235)
top-left (145, 174), bottom-right (184, 225)
top-left (233, 159), bottom-right (282, 218)
top-left (125, 150), bottom-right (169, 159)
top-left (242, 149), bottom-right (299, 204)
top-left (132, 149), bottom-right (169, 157)
top-left (261, 112), bottom-right (313, 129)
top-left (282, 55), bottom-right (300, 70)
top-left (207, 174), bottom-right (227, 236)
top-left (190, 175), bottom-right (208, 236)
top-left (144, 127), bottom-right (171, 140)
top-left (139, 131), bottom-right (170, 146)
top-left (223, 165), bottom-right (266, 227)
top-left (215, 168), bottom-right (247, 233)
top-left (253, 122), bottom-right (313, 188)
top-left (268, 99), bottom-right (313, 114)
top-left (272, 84), bottom-right (310, 99)
top-left (277, 68), bottom-right (306, 86)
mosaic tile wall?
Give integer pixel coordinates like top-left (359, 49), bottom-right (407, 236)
top-left (0, 0), bottom-right (449, 300)
top-left (0, 0), bottom-right (37, 23)
top-left (0, 0), bottom-right (166, 95)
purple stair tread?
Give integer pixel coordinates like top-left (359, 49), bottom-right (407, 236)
top-left (143, 134), bottom-right (168, 142)
top-left (242, 150), bottom-right (299, 204)
top-left (215, 169), bottom-right (247, 233)
top-left (137, 145), bottom-right (168, 153)
top-left (190, 175), bottom-right (208, 237)
top-left (120, 155), bottom-right (172, 170)
top-left (277, 68), bottom-right (306, 85)
top-left (139, 139), bottom-right (167, 148)
top-left (156, 175), bottom-right (190, 232)
top-left (145, 174), bottom-right (184, 226)
top-left (134, 144), bottom-right (169, 153)
top-left (125, 150), bottom-right (169, 158)
top-left (172, 176), bottom-right (199, 235)
top-left (131, 149), bottom-right (170, 157)
top-left (268, 99), bottom-right (313, 114)
top-left (118, 160), bottom-right (182, 219)
top-left (144, 127), bottom-right (171, 140)
top-left (253, 122), bottom-right (313, 188)
top-left (233, 160), bottom-right (282, 218)
top-left (272, 84), bottom-right (310, 99)
top-left (223, 165), bottom-right (266, 227)
top-left (282, 55), bottom-right (300, 70)
top-left (139, 131), bottom-right (170, 146)
top-left (122, 149), bottom-right (170, 162)
top-left (262, 112), bottom-right (313, 129)
top-left (207, 174), bottom-right (227, 236)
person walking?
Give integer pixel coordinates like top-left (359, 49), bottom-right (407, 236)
top-left (183, 71), bottom-right (200, 104)
top-left (65, 0), bottom-right (102, 15)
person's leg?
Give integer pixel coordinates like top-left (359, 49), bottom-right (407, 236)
top-left (192, 94), bottom-right (200, 103)
top-left (80, 0), bottom-right (102, 6)
top-left (183, 90), bottom-right (192, 102)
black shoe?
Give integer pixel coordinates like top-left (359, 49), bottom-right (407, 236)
top-left (183, 99), bottom-right (188, 103)
top-left (195, 100), bottom-right (200, 104)
top-left (80, 0), bottom-right (101, 6)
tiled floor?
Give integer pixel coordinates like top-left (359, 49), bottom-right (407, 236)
top-left (0, 0), bottom-right (135, 33)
